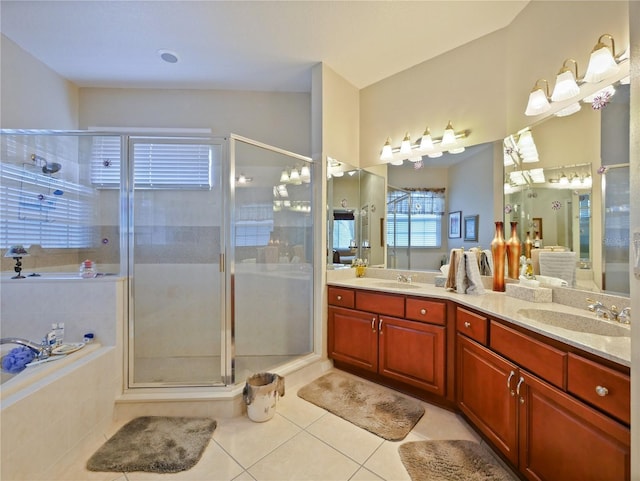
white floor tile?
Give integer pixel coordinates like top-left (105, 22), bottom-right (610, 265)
top-left (306, 413), bottom-right (385, 464)
top-left (362, 434), bottom-right (425, 481)
top-left (410, 402), bottom-right (481, 442)
top-left (247, 431), bottom-right (359, 481)
top-left (276, 390), bottom-right (328, 428)
top-left (349, 467), bottom-right (384, 481)
top-left (213, 413), bottom-right (301, 468)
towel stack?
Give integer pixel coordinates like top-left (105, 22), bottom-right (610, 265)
top-left (445, 249), bottom-right (485, 295)
top-left (538, 251), bottom-right (576, 287)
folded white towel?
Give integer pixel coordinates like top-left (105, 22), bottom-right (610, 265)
top-left (464, 252), bottom-right (485, 295)
top-left (455, 252), bottom-right (467, 295)
top-left (535, 275), bottom-right (568, 287)
top-left (483, 249), bottom-right (494, 275)
top-left (538, 251), bottom-right (576, 287)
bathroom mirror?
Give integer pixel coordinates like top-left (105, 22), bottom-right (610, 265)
top-left (504, 82), bottom-right (630, 296)
top-left (327, 161), bottom-right (385, 268)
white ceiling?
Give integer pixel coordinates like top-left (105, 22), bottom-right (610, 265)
top-left (0, 1), bottom-right (528, 92)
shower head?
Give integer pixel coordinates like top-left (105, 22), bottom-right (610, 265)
top-left (31, 154), bottom-right (62, 174)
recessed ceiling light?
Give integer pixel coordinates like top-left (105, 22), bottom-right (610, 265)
top-left (158, 49), bottom-right (179, 64)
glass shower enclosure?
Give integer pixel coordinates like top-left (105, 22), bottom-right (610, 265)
top-left (1, 130), bottom-right (315, 389)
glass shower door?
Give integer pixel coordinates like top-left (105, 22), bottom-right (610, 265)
top-left (228, 136), bottom-right (314, 383)
top-left (129, 137), bottom-right (225, 387)
top-left (602, 165), bottom-right (630, 295)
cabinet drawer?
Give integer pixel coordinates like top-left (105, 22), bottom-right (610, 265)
top-left (568, 353), bottom-right (630, 425)
top-left (405, 298), bottom-right (446, 325)
top-left (490, 321), bottom-right (566, 388)
top-left (355, 290), bottom-right (404, 317)
top-left (327, 287), bottom-right (355, 308)
top-left (456, 307), bottom-right (488, 344)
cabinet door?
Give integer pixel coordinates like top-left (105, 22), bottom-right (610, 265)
top-left (518, 371), bottom-right (630, 481)
top-left (457, 334), bottom-right (519, 465)
top-left (378, 316), bottom-right (445, 395)
top-left (328, 306), bottom-right (378, 372)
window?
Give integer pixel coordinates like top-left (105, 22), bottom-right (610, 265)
top-left (91, 138), bottom-right (212, 189)
top-left (333, 210), bottom-right (355, 249)
top-left (235, 203), bottom-right (274, 247)
top-left (0, 163), bottom-right (94, 248)
top-left (387, 189), bottom-right (444, 248)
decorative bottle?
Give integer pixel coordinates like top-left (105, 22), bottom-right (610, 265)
top-left (506, 221), bottom-right (522, 279)
top-left (524, 231), bottom-right (533, 259)
top-left (491, 221), bottom-right (506, 292)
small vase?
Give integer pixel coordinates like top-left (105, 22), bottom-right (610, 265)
top-left (524, 231), bottom-right (533, 259)
top-left (355, 266), bottom-right (367, 278)
top-left (491, 221), bottom-right (506, 292)
top-left (506, 221), bottom-right (522, 279)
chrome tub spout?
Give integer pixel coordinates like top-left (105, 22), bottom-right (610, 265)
top-left (0, 337), bottom-right (44, 356)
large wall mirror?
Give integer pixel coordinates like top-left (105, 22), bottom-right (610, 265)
top-left (504, 81), bottom-right (630, 296)
top-left (327, 160), bottom-right (385, 268)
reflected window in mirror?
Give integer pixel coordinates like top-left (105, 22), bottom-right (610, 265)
top-left (386, 188), bottom-right (445, 249)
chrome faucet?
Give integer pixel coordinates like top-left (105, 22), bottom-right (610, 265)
top-left (0, 337), bottom-right (51, 359)
top-left (397, 273), bottom-right (412, 284)
top-left (586, 298), bottom-right (630, 324)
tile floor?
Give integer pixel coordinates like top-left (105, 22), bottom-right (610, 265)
top-left (48, 369), bottom-right (515, 481)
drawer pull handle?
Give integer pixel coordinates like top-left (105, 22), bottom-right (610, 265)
top-left (379, 318), bottom-right (383, 333)
top-left (464, 321), bottom-right (471, 328)
top-left (337, 295), bottom-right (342, 301)
top-left (371, 319), bottom-right (375, 332)
top-left (595, 385), bottom-right (609, 397)
top-left (516, 377), bottom-right (525, 404)
top-left (507, 371), bottom-right (516, 396)
top-left (420, 308), bottom-right (427, 315)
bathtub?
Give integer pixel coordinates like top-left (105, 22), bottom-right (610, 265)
top-left (1, 343), bottom-right (121, 481)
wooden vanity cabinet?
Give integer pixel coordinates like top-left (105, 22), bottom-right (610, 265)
top-left (456, 309), bottom-right (631, 481)
top-left (328, 287), bottom-right (447, 398)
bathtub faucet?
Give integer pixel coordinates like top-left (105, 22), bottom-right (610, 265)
top-left (0, 337), bottom-right (51, 359)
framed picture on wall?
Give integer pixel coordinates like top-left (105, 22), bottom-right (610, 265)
top-left (448, 211), bottom-right (461, 238)
top-left (464, 215), bottom-right (479, 242)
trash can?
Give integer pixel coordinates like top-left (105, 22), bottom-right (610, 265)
top-left (242, 372), bottom-right (285, 422)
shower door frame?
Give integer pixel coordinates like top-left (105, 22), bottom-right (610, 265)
top-left (125, 134), bottom-right (228, 389)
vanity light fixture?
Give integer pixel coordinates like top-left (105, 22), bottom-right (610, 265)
top-left (571, 173), bottom-right (582, 185)
top-left (419, 127), bottom-right (434, 151)
top-left (389, 157), bottom-right (404, 166)
top-left (529, 168), bottom-right (546, 184)
top-left (441, 121), bottom-right (456, 147)
top-left (380, 138), bottom-right (394, 161)
top-left (428, 151), bottom-right (443, 158)
top-left (516, 129), bottom-right (539, 163)
top-left (408, 153), bottom-right (423, 163)
top-left (559, 172), bottom-right (569, 185)
top-left (551, 59), bottom-right (580, 102)
top-left (400, 132), bottom-right (412, 156)
top-left (448, 147), bottom-right (466, 154)
top-left (289, 167), bottom-right (302, 185)
top-left (525, 79), bottom-right (551, 116)
top-left (555, 102), bottom-right (581, 118)
top-left (583, 173), bottom-right (592, 187)
top-left (300, 165), bottom-right (311, 183)
top-left (584, 34), bottom-right (620, 83)
top-left (236, 173), bottom-right (253, 185)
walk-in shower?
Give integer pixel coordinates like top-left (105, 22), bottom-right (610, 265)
top-left (1, 130), bottom-right (317, 389)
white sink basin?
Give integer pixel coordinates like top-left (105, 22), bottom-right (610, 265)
top-left (374, 282), bottom-right (422, 290)
top-left (517, 309), bottom-right (631, 337)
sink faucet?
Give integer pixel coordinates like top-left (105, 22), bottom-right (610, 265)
top-left (586, 298), bottom-right (630, 324)
top-left (0, 337), bottom-right (52, 359)
top-left (397, 273), bottom-right (412, 284)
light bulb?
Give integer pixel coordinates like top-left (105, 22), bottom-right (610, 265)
top-left (380, 138), bottom-right (393, 161)
top-left (419, 128), bottom-right (434, 151)
top-left (441, 122), bottom-right (456, 146)
top-left (400, 132), bottom-right (412, 156)
top-left (584, 35), bottom-right (619, 83)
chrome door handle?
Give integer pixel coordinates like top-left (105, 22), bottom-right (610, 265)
top-left (516, 377), bottom-right (525, 404)
top-left (595, 385), bottom-right (609, 397)
top-left (371, 318), bottom-right (376, 332)
top-left (507, 370), bottom-right (516, 396)
top-left (378, 318), bottom-right (383, 333)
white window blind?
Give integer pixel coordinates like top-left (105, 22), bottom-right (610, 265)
top-left (387, 189), bottom-right (444, 248)
top-left (91, 138), bottom-right (212, 189)
top-left (0, 163), bottom-right (93, 248)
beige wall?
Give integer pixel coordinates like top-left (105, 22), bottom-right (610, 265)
top-left (78, 88), bottom-right (310, 156)
top-left (0, 34), bottom-right (79, 129)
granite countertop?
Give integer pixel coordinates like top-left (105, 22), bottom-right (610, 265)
top-left (327, 273), bottom-right (631, 368)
